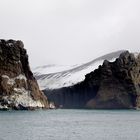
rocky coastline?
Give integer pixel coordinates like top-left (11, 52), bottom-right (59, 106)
top-left (0, 39), bottom-right (49, 110)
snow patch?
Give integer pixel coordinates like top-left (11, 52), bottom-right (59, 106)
top-left (16, 74), bottom-right (27, 81)
top-left (0, 104), bottom-right (8, 110)
top-left (8, 43), bottom-right (14, 47)
top-left (133, 52), bottom-right (139, 58)
top-left (33, 64), bottom-right (81, 74)
top-left (2, 74), bottom-right (27, 86)
top-left (3, 88), bottom-right (44, 108)
top-left (2, 75), bottom-right (9, 79)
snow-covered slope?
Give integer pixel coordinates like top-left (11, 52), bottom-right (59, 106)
top-left (33, 50), bottom-right (126, 90)
top-left (33, 64), bottom-right (80, 75)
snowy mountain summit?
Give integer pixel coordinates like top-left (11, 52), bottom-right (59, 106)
top-left (33, 50), bottom-right (126, 90)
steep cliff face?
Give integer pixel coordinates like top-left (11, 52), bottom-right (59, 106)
top-left (0, 39), bottom-right (48, 110)
top-left (85, 51), bottom-right (140, 109)
top-left (44, 51), bottom-right (140, 109)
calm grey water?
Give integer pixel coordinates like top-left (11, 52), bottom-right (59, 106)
top-left (0, 109), bottom-right (140, 140)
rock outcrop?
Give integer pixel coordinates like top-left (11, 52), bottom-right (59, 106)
top-left (0, 39), bottom-right (49, 110)
top-left (44, 51), bottom-right (140, 109)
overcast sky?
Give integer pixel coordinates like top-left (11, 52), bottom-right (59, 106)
top-left (0, 0), bottom-right (140, 67)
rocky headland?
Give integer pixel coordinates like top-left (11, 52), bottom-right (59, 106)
top-left (0, 39), bottom-right (49, 110)
top-left (44, 51), bottom-right (140, 109)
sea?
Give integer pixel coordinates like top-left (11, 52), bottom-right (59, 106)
top-left (0, 109), bottom-right (140, 140)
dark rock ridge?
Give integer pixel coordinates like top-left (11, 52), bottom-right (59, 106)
top-left (44, 51), bottom-right (140, 109)
top-left (0, 39), bottom-right (49, 110)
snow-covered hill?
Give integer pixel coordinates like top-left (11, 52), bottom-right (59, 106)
top-left (33, 50), bottom-right (126, 90)
top-left (33, 64), bottom-right (80, 75)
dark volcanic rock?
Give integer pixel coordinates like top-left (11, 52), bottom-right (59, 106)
top-left (0, 39), bottom-right (49, 110)
top-left (44, 51), bottom-right (140, 109)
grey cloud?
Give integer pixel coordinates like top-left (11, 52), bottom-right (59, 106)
top-left (0, 0), bottom-right (140, 67)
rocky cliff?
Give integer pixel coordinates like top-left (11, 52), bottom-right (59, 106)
top-left (44, 51), bottom-right (140, 109)
top-left (0, 39), bottom-right (48, 110)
